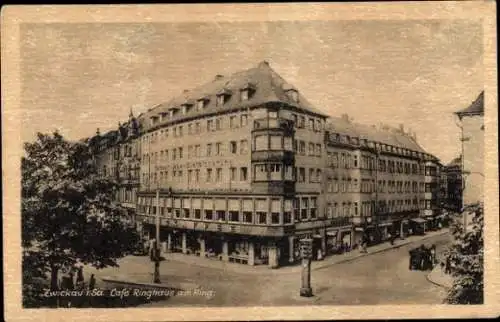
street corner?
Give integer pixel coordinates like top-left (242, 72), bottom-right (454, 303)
top-left (426, 266), bottom-right (453, 289)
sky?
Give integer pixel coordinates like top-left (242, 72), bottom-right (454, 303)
top-left (20, 19), bottom-right (483, 164)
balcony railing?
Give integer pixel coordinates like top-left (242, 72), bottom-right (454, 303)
top-left (253, 118), bottom-right (294, 131)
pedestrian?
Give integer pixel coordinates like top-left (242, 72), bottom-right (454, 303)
top-left (88, 274), bottom-right (96, 290)
top-left (409, 249), bottom-right (414, 270)
top-left (76, 267), bottom-right (84, 290)
top-left (445, 257), bottom-right (451, 274)
top-left (430, 244), bottom-right (437, 266)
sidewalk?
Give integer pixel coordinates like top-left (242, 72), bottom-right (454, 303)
top-left (426, 265), bottom-right (454, 289)
top-left (155, 228), bottom-right (450, 276)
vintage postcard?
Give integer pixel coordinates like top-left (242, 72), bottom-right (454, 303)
top-left (2, 2), bottom-right (498, 321)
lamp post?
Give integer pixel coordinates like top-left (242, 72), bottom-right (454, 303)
top-left (454, 118), bottom-right (467, 231)
top-left (153, 186), bottom-right (161, 284)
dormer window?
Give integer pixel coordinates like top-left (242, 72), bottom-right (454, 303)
top-left (216, 88), bottom-right (232, 106)
top-left (160, 112), bottom-right (168, 122)
top-left (240, 82), bottom-right (256, 101)
top-left (150, 116), bottom-right (159, 126)
top-left (283, 83), bottom-right (299, 103)
top-left (181, 103), bottom-right (193, 115)
top-left (197, 97), bottom-right (209, 111)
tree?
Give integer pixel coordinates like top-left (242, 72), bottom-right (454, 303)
top-left (22, 131), bottom-right (139, 306)
top-left (443, 203), bottom-right (484, 304)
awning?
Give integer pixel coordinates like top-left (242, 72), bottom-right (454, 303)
top-left (411, 218), bottom-right (427, 224)
top-left (378, 222), bottom-right (393, 227)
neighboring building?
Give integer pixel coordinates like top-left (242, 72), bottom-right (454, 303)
top-left (455, 91), bottom-right (484, 206)
top-left (89, 110), bottom-right (142, 221)
top-left (87, 61), bottom-right (441, 268)
top-left (444, 155), bottom-right (462, 212)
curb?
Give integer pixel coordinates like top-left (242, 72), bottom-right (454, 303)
top-left (425, 270), bottom-right (453, 290)
top-left (101, 276), bottom-right (199, 291)
top-left (313, 230), bottom-right (450, 271)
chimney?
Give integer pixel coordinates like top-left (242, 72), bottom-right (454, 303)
top-left (258, 60), bottom-right (270, 68)
top-left (214, 74), bottom-right (224, 81)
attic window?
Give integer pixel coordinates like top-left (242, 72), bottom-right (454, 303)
top-left (181, 103), bottom-right (193, 115)
top-left (287, 89), bottom-right (299, 102)
top-left (160, 112), bottom-right (168, 121)
top-left (151, 116), bottom-right (159, 125)
top-left (197, 98), bottom-right (209, 111)
top-left (216, 89), bottom-right (232, 106)
top-left (240, 83), bottom-right (256, 101)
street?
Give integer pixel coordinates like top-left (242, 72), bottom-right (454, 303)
top-left (85, 231), bottom-right (451, 307)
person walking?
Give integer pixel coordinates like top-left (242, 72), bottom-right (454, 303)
top-left (76, 267), bottom-right (85, 290)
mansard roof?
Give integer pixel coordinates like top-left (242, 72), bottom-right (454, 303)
top-left (139, 61), bottom-right (328, 130)
top-left (325, 116), bottom-right (427, 154)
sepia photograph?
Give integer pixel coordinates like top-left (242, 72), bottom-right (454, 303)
top-left (2, 2), bottom-right (498, 321)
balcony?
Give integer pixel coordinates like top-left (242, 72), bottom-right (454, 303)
top-left (253, 118), bottom-right (294, 133)
top-left (251, 150), bottom-right (294, 163)
top-left (251, 180), bottom-right (295, 195)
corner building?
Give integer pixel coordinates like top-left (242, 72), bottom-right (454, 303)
top-left (90, 61), bottom-right (441, 268)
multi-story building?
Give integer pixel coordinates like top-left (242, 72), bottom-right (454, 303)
top-left (444, 156), bottom-right (462, 212)
top-left (87, 61), bottom-right (441, 268)
top-left (89, 111), bottom-right (142, 220)
top-left (455, 91), bottom-right (484, 206)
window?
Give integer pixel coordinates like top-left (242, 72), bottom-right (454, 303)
top-left (240, 90), bottom-right (249, 101)
top-left (216, 118), bottom-right (222, 130)
top-left (298, 167), bottom-right (306, 182)
top-left (230, 115), bottom-right (237, 128)
top-left (310, 197), bottom-right (317, 219)
top-left (206, 143), bottom-right (212, 157)
top-left (216, 142), bottom-right (222, 155)
top-left (230, 141), bottom-right (237, 154)
top-left (270, 164), bottom-right (282, 180)
top-left (178, 126), bottom-right (183, 137)
top-left (309, 118), bottom-right (314, 130)
top-left (216, 168), bottom-right (222, 182)
top-left (299, 116), bottom-right (306, 128)
top-left (284, 137), bottom-right (293, 151)
top-left (309, 168), bottom-right (315, 183)
top-left (217, 95), bottom-right (225, 106)
top-left (241, 114), bottom-right (248, 127)
top-left (255, 135), bottom-right (268, 151)
top-left (207, 119), bottom-right (214, 132)
top-left (206, 168), bottom-right (212, 182)
top-left (316, 144), bottom-right (322, 156)
top-left (178, 147), bottom-right (183, 159)
top-left (299, 141), bottom-right (306, 155)
top-left (254, 164), bottom-right (267, 181)
top-left (195, 122), bottom-right (201, 134)
top-left (270, 135), bottom-right (282, 150)
top-left (240, 167), bottom-right (248, 181)
top-left (301, 198), bottom-right (309, 220)
top-left (188, 124), bottom-right (193, 135)
top-left (240, 140), bottom-right (248, 154)
top-left (308, 143), bottom-right (315, 156)
top-left (316, 169), bottom-right (322, 183)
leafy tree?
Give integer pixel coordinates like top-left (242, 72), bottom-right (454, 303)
top-left (22, 131), bottom-right (139, 306)
top-left (443, 203), bottom-right (484, 304)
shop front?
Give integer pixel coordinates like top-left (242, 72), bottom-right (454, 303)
top-left (409, 218), bottom-right (427, 235)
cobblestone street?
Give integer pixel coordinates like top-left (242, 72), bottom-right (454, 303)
top-left (86, 231), bottom-right (451, 306)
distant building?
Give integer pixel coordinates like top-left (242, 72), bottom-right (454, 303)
top-left (444, 155), bottom-right (462, 212)
top-left (87, 61), bottom-right (442, 268)
top-left (455, 91), bottom-right (484, 206)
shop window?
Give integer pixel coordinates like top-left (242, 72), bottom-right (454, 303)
top-left (216, 210), bottom-right (226, 221)
top-left (243, 212), bottom-right (253, 223)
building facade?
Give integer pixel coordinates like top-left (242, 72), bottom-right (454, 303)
top-left (87, 61), bottom-right (441, 268)
top-left (444, 156), bottom-right (462, 212)
top-left (455, 91), bottom-right (484, 206)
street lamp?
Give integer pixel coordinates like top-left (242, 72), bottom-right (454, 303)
top-left (152, 184), bottom-right (161, 283)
